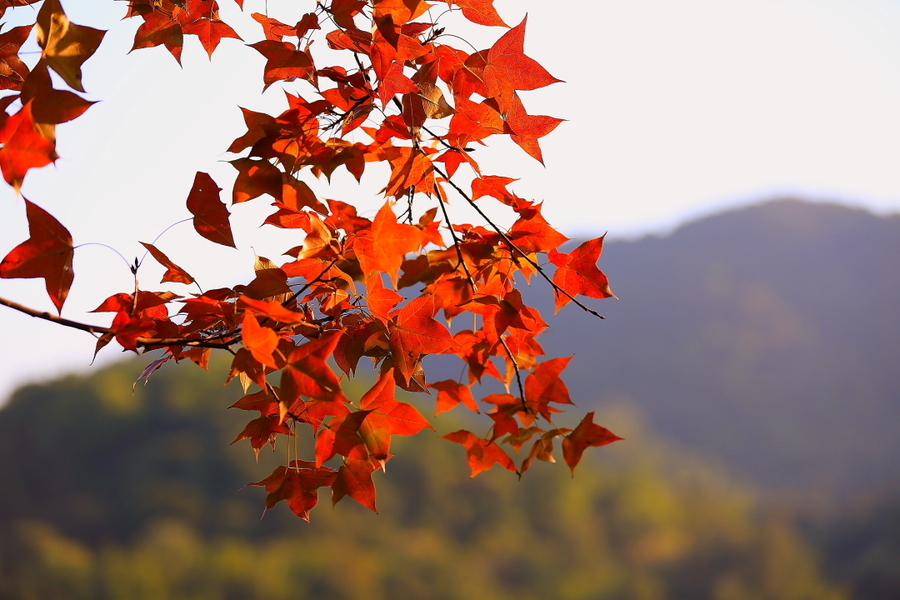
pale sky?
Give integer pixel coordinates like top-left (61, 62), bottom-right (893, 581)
top-left (2, 0), bottom-right (900, 402)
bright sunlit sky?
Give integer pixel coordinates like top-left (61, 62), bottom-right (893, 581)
top-left (2, 0), bottom-right (900, 402)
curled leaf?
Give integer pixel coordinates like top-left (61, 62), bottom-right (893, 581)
top-left (186, 172), bottom-right (236, 248)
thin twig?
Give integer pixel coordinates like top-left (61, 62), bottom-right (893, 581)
top-left (0, 295), bottom-right (111, 336)
top-left (0, 295), bottom-right (238, 350)
top-left (434, 183), bottom-right (477, 293)
top-left (431, 163), bottom-right (605, 320)
top-left (498, 334), bottom-right (528, 414)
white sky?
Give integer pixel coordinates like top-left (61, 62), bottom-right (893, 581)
top-left (2, 0), bottom-right (900, 402)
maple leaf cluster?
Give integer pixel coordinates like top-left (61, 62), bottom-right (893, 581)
top-left (0, 0), bottom-right (620, 520)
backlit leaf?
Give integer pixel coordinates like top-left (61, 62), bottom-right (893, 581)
top-left (0, 199), bottom-right (73, 313)
top-left (36, 0), bottom-right (106, 92)
top-left (561, 412), bottom-right (622, 475)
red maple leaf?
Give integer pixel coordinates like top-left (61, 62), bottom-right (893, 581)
top-left (446, 0), bottom-right (507, 27)
top-left (251, 12), bottom-right (295, 41)
top-left (441, 429), bottom-right (517, 477)
top-left (561, 412), bottom-right (622, 474)
top-left (388, 294), bottom-right (455, 383)
top-left (429, 379), bottom-right (479, 415)
top-left (332, 457), bottom-right (380, 512)
top-left (483, 16), bottom-right (562, 109)
top-left (0, 199), bottom-right (73, 313)
top-left (365, 273), bottom-right (403, 323)
top-left (502, 92), bottom-right (564, 164)
top-left (249, 40), bottom-right (315, 91)
top-left (371, 0), bottom-right (431, 24)
top-left (231, 157), bottom-right (282, 204)
top-left (279, 331), bottom-right (347, 405)
top-left (358, 369), bottom-right (433, 460)
top-left (250, 462), bottom-right (337, 521)
top-left (182, 17), bottom-right (241, 58)
top-left (238, 295), bottom-right (310, 324)
top-left (354, 202), bottom-right (423, 288)
top-left (241, 313), bottom-right (280, 370)
top-left (524, 357), bottom-right (573, 406)
top-left (548, 236), bottom-right (616, 312)
top-left (0, 101), bottom-right (57, 189)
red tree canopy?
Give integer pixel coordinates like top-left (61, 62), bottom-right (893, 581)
top-left (0, 0), bottom-right (619, 520)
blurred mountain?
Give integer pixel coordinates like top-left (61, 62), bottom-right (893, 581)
top-left (531, 199), bottom-right (900, 494)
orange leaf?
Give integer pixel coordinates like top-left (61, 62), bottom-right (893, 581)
top-left (355, 202), bottom-right (423, 288)
top-left (561, 412), bottom-right (622, 475)
top-left (446, 97), bottom-right (504, 148)
top-left (358, 369), bottom-right (432, 459)
top-left (549, 236), bottom-right (615, 312)
top-left (186, 171), bottom-right (236, 248)
top-left (181, 17), bottom-right (241, 58)
top-left (0, 199), bottom-right (73, 313)
top-left (314, 409), bottom-right (369, 465)
top-left (483, 16), bottom-right (562, 106)
top-left (381, 145), bottom-right (436, 198)
top-left (249, 40), bottom-right (315, 91)
top-left (429, 379), bottom-right (479, 415)
top-left (508, 205), bottom-right (569, 253)
top-left (365, 273), bottom-right (402, 323)
top-left (241, 313), bottom-right (280, 370)
top-left (251, 12), bottom-right (296, 41)
top-left (441, 429), bottom-right (517, 477)
top-left (233, 414), bottom-right (293, 456)
top-left (388, 294), bottom-right (455, 383)
top-left (446, 0), bottom-right (507, 27)
top-left (524, 357), bottom-right (573, 406)
top-left (371, 0), bottom-right (431, 23)
top-left (231, 157), bottom-right (282, 204)
top-left (520, 429), bottom-right (560, 475)
top-left (140, 242), bottom-right (195, 285)
top-left (502, 92), bottom-right (563, 164)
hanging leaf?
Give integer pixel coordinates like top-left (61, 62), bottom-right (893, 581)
top-left (185, 171), bottom-right (236, 248)
top-left (0, 199), bottom-right (73, 313)
top-left (35, 0), bottom-right (106, 92)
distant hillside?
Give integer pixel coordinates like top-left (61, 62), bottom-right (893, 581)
top-left (532, 199), bottom-right (900, 493)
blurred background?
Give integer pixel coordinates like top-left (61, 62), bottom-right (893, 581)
top-left (1, 1), bottom-right (899, 598)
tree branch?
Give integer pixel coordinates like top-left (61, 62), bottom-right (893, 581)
top-left (0, 295), bottom-right (238, 350)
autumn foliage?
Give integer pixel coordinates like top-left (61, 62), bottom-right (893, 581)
top-left (0, 0), bottom-right (619, 520)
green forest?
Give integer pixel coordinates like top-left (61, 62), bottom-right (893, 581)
top-left (0, 358), bottom-right (851, 600)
